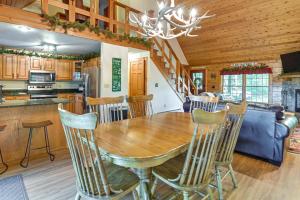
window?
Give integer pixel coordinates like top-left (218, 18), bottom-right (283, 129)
top-left (246, 74), bottom-right (269, 103)
top-left (222, 74), bottom-right (269, 103)
top-left (223, 75), bottom-right (243, 101)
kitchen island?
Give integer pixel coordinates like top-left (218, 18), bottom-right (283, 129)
top-left (0, 98), bottom-right (69, 165)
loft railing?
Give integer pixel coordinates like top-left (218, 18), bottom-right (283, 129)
top-left (40, 0), bottom-right (141, 37)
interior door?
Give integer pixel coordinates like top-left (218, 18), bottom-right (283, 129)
top-left (129, 58), bottom-right (146, 96)
top-left (190, 69), bottom-right (206, 94)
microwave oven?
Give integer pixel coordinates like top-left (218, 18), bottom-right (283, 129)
top-left (29, 70), bottom-right (56, 84)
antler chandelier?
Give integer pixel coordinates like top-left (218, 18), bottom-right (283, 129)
top-left (129, 0), bottom-right (214, 40)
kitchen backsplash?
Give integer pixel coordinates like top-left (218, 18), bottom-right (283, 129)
top-left (0, 81), bottom-right (81, 90)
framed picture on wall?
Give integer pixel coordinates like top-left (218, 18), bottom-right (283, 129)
top-left (112, 58), bottom-right (121, 92)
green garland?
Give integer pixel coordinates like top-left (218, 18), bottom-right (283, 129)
top-left (222, 63), bottom-right (269, 72)
top-left (41, 14), bottom-right (152, 48)
top-left (0, 48), bottom-right (99, 60)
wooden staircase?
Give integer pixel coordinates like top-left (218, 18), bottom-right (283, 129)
top-left (150, 38), bottom-right (197, 102)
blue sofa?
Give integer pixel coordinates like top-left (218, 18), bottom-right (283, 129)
top-left (183, 100), bottom-right (298, 165)
top-left (235, 109), bottom-right (290, 165)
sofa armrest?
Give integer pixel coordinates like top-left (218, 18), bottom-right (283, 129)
top-left (275, 122), bottom-right (289, 139)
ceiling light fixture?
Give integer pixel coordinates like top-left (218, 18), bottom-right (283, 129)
top-left (129, 0), bottom-right (214, 40)
top-left (42, 44), bottom-right (56, 52)
top-left (16, 25), bottom-right (33, 33)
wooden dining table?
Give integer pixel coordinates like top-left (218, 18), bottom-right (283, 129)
top-left (93, 112), bottom-right (196, 200)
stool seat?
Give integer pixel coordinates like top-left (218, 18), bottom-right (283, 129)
top-left (0, 125), bottom-right (6, 132)
top-left (22, 120), bottom-right (53, 129)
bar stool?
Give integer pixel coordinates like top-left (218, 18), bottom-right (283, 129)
top-left (0, 125), bottom-right (8, 174)
top-left (20, 120), bottom-right (55, 168)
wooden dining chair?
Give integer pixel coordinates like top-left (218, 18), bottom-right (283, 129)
top-left (58, 104), bottom-right (139, 200)
top-left (126, 94), bottom-right (154, 118)
top-left (87, 96), bottom-right (125, 124)
top-left (214, 101), bottom-right (247, 200)
top-left (189, 95), bottom-right (219, 112)
top-left (152, 108), bottom-right (228, 200)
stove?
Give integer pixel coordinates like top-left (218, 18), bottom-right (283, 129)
top-left (28, 84), bottom-right (58, 99)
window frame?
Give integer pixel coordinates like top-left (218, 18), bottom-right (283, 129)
top-left (222, 73), bottom-right (271, 104)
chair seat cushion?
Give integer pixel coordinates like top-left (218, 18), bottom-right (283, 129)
top-left (153, 153), bottom-right (185, 181)
top-left (104, 160), bottom-right (139, 192)
top-left (81, 160), bottom-right (139, 197)
top-left (22, 120), bottom-right (53, 128)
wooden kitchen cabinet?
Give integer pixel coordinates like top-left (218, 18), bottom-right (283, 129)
top-left (75, 94), bottom-right (84, 114)
top-left (16, 56), bottom-right (30, 80)
top-left (2, 54), bottom-right (17, 80)
top-left (0, 55), bottom-right (2, 79)
top-left (2, 54), bottom-right (30, 80)
top-left (30, 57), bottom-right (42, 70)
top-left (43, 58), bottom-right (56, 71)
top-left (5, 95), bottom-right (30, 100)
top-left (56, 60), bottom-right (74, 81)
top-left (58, 93), bottom-right (83, 114)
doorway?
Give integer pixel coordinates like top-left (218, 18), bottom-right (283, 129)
top-left (190, 69), bottom-right (206, 94)
top-left (129, 57), bottom-right (147, 96)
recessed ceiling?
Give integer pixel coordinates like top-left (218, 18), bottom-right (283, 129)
top-left (0, 22), bottom-right (101, 55)
top-left (177, 0), bottom-right (300, 66)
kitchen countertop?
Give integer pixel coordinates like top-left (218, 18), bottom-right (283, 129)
top-left (0, 98), bottom-right (70, 108)
top-left (2, 89), bottom-right (82, 96)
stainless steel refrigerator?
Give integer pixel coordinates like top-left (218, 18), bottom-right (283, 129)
top-left (81, 67), bottom-right (101, 111)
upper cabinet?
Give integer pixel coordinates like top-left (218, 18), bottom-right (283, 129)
top-left (2, 54), bottom-right (30, 80)
top-left (2, 54), bottom-right (17, 80)
top-left (43, 59), bottom-right (56, 71)
top-left (56, 60), bottom-right (74, 81)
top-left (0, 54), bottom-right (76, 81)
top-left (30, 57), bottom-right (43, 70)
top-left (16, 56), bottom-right (30, 80)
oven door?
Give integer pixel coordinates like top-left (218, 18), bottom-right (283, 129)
top-left (29, 70), bottom-right (56, 84)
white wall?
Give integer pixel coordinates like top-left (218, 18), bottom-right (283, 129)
top-left (128, 50), bottom-right (182, 113)
top-left (100, 43), bottom-right (129, 97)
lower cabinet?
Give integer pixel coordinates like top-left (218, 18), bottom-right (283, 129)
top-left (5, 95), bottom-right (30, 100)
top-left (58, 93), bottom-right (83, 114)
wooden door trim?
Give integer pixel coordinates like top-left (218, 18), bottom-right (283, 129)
top-left (129, 57), bottom-right (147, 96)
top-left (190, 69), bottom-right (207, 93)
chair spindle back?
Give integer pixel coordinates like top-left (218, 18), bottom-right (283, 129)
top-left (179, 109), bottom-right (228, 187)
top-left (87, 96), bottom-right (124, 124)
top-left (126, 94), bottom-right (153, 118)
top-left (58, 104), bottom-right (112, 197)
top-left (189, 95), bottom-right (219, 112)
top-left (216, 101), bottom-right (248, 164)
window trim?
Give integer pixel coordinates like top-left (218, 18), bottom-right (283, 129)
top-left (222, 74), bottom-right (271, 104)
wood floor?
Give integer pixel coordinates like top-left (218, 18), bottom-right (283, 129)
top-left (1, 149), bottom-right (299, 200)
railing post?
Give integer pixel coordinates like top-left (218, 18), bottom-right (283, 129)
top-left (109, 0), bottom-right (115, 32)
top-left (125, 7), bottom-right (130, 34)
top-left (41, 0), bottom-right (49, 14)
top-left (69, 0), bottom-right (75, 22)
top-left (90, 0), bottom-right (96, 26)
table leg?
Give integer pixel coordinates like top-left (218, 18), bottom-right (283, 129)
top-left (136, 168), bottom-right (152, 200)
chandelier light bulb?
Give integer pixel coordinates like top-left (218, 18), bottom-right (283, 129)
top-left (158, 2), bottom-right (165, 10)
top-left (157, 22), bottom-right (163, 30)
top-left (141, 15), bottom-right (148, 23)
top-left (190, 8), bottom-right (197, 18)
top-left (177, 8), bottom-right (183, 17)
